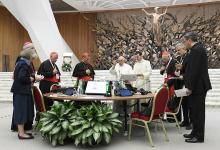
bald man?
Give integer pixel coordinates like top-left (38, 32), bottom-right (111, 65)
top-left (72, 52), bottom-right (95, 81)
top-left (37, 52), bottom-right (61, 110)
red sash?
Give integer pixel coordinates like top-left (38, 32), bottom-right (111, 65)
top-left (43, 75), bottom-right (59, 83)
top-left (78, 76), bottom-right (92, 81)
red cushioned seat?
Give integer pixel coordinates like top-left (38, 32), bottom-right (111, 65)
top-left (129, 85), bottom-right (170, 147)
top-left (131, 112), bottom-right (140, 118)
top-left (165, 106), bottom-right (174, 113)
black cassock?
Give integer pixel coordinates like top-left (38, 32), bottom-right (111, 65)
top-left (185, 42), bottom-right (212, 140)
top-left (72, 62), bottom-right (95, 79)
top-left (37, 59), bottom-right (61, 110)
top-left (72, 62), bottom-right (95, 105)
top-left (160, 58), bottom-right (182, 121)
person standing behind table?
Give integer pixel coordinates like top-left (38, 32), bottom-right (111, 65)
top-left (109, 56), bottom-right (133, 79)
top-left (175, 43), bottom-right (192, 130)
top-left (11, 42), bottom-right (39, 132)
top-left (183, 32), bottom-right (212, 143)
top-left (109, 56), bottom-right (133, 114)
top-left (72, 52), bottom-right (95, 83)
top-left (37, 52), bottom-right (61, 110)
top-left (133, 50), bottom-right (152, 111)
top-left (133, 50), bottom-right (152, 91)
top-left (10, 46), bottom-right (38, 139)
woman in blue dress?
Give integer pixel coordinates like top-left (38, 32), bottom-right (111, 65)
top-left (11, 43), bottom-right (37, 139)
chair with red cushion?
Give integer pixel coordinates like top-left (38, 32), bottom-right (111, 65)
top-left (32, 86), bottom-right (46, 113)
top-left (128, 85), bottom-right (169, 147)
top-left (165, 97), bottom-right (183, 133)
top-left (32, 86), bottom-right (46, 132)
top-left (50, 84), bottom-right (61, 92)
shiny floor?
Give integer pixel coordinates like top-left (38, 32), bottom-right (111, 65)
top-left (0, 102), bottom-right (219, 150)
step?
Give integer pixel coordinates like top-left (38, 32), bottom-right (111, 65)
top-left (205, 102), bottom-right (220, 107)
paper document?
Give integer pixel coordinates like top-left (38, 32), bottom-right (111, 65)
top-left (174, 88), bottom-right (187, 97)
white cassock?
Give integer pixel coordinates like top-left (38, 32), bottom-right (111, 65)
top-left (133, 59), bottom-right (152, 91)
top-left (109, 63), bottom-right (133, 113)
top-left (109, 63), bottom-right (133, 80)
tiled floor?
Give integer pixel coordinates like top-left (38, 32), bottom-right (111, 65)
top-left (0, 103), bottom-right (220, 150)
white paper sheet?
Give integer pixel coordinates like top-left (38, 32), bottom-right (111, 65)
top-left (174, 88), bottom-right (187, 97)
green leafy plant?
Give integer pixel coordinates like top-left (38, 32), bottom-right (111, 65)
top-left (37, 102), bottom-right (122, 146)
top-left (37, 101), bottom-right (76, 146)
top-left (62, 63), bottom-right (72, 72)
top-left (68, 103), bottom-right (122, 146)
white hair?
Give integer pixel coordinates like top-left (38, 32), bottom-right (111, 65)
top-left (20, 48), bottom-right (37, 60)
top-left (176, 43), bottom-right (186, 50)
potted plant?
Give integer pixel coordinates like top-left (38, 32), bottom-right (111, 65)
top-left (37, 102), bottom-right (122, 146)
top-left (37, 101), bottom-right (76, 146)
top-left (68, 103), bottom-right (122, 146)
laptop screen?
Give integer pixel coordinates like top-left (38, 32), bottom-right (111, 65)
top-left (85, 81), bottom-right (107, 95)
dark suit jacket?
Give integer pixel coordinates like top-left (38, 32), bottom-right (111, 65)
top-left (11, 58), bottom-right (32, 95)
top-left (184, 42), bottom-right (212, 94)
top-left (37, 59), bottom-right (61, 78)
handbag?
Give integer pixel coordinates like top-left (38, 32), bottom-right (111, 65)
top-left (114, 89), bottom-right (133, 97)
top-left (64, 87), bottom-right (77, 96)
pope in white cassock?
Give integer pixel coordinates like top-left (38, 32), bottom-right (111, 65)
top-left (109, 56), bottom-right (133, 115)
top-left (133, 51), bottom-right (152, 91)
top-left (109, 56), bottom-right (133, 79)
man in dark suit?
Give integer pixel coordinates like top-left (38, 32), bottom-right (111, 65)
top-left (37, 52), bottom-right (61, 110)
top-left (183, 32), bottom-right (212, 143)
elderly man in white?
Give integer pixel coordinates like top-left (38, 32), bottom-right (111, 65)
top-left (109, 56), bottom-right (133, 79)
top-left (109, 56), bottom-right (133, 118)
top-left (133, 51), bottom-right (152, 91)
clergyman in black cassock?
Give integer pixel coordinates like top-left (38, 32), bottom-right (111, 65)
top-left (37, 52), bottom-right (61, 110)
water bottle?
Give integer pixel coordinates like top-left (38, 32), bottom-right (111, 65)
top-left (77, 80), bottom-right (83, 95)
top-left (105, 81), bottom-right (112, 97)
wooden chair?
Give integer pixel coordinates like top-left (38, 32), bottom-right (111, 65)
top-left (165, 97), bottom-right (183, 133)
top-left (50, 84), bottom-right (61, 92)
top-left (128, 86), bottom-right (169, 147)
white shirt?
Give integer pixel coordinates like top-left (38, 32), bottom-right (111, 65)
top-left (109, 63), bottom-right (133, 80)
top-left (133, 59), bottom-right (152, 90)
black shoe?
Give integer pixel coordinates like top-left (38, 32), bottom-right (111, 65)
top-left (185, 137), bottom-right (204, 143)
top-left (18, 134), bottom-right (34, 140)
top-left (26, 133), bottom-right (33, 136)
top-left (183, 133), bottom-right (194, 139)
top-left (186, 124), bottom-right (192, 130)
top-left (180, 122), bottom-right (189, 127)
top-left (167, 119), bottom-right (176, 123)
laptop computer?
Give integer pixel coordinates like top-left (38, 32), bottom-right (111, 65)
top-left (85, 81), bottom-right (107, 95)
top-left (119, 74), bottom-right (137, 81)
